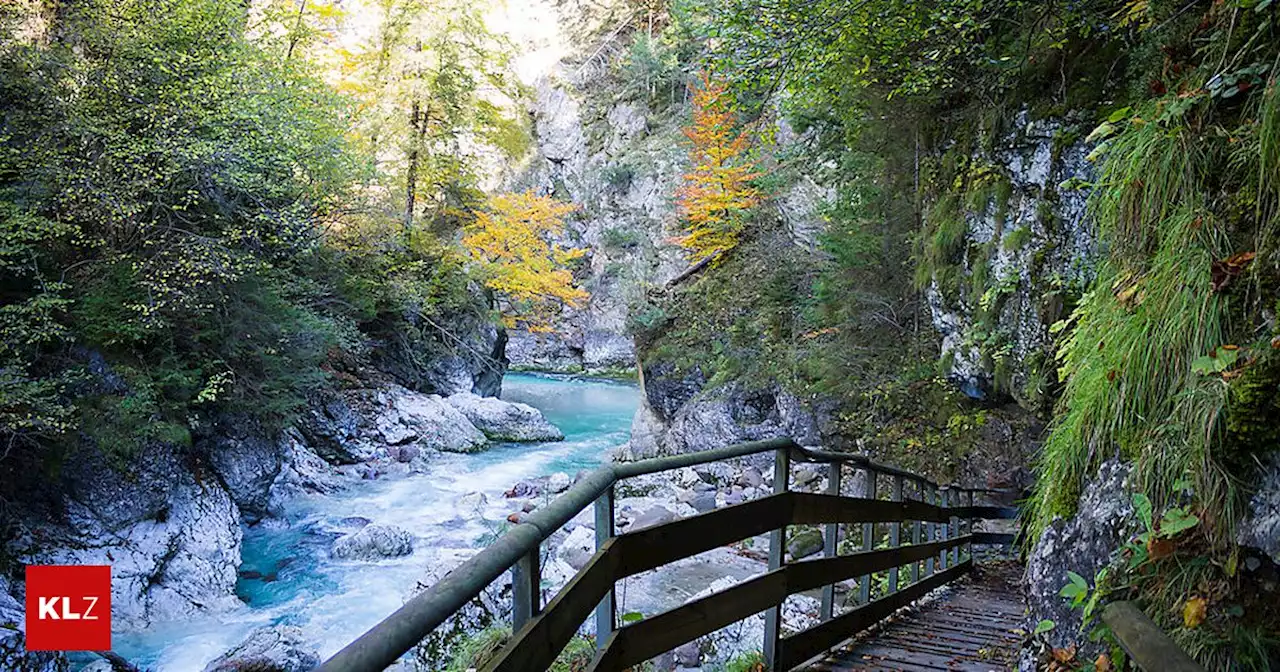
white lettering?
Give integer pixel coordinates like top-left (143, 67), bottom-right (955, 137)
top-left (81, 596), bottom-right (99, 621)
top-left (60, 597), bottom-right (80, 620)
top-left (37, 596), bottom-right (60, 620)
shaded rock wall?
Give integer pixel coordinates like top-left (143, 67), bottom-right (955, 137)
top-left (6, 442), bottom-right (244, 631)
top-left (1024, 460), bottom-right (1134, 660)
top-left (619, 362), bottom-right (827, 461)
top-left (926, 113), bottom-right (1097, 404)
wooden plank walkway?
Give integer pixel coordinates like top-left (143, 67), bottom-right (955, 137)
top-left (804, 561), bottom-right (1025, 671)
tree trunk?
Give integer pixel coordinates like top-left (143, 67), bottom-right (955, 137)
top-left (404, 97), bottom-right (421, 231)
top-left (284, 0), bottom-right (307, 62)
top-left (664, 253), bottom-right (718, 290)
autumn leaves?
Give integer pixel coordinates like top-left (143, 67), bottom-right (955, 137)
top-left (673, 72), bottom-right (763, 264)
top-left (464, 71), bottom-right (764, 331)
top-left (462, 191), bottom-right (586, 333)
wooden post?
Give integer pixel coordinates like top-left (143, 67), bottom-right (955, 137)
top-left (763, 446), bottom-right (790, 669)
top-left (947, 486), bottom-right (957, 565)
top-left (888, 475), bottom-right (903, 595)
top-left (1102, 602), bottom-right (1207, 672)
top-left (858, 469), bottom-right (877, 605)
top-left (924, 484), bottom-right (935, 577)
top-left (512, 545), bottom-right (540, 632)
top-left (938, 488), bottom-right (949, 571)
top-left (594, 484), bottom-right (616, 649)
top-left (964, 489), bottom-right (974, 563)
top-left (819, 462), bottom-right (841, 621)
top-left (911, 479), bottom-right (922, 585)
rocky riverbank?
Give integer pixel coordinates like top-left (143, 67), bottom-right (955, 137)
top-left (0, 377), bottom-right (564, 671)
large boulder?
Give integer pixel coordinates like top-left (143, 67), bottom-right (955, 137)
top-left (372, 386), bottom-right (487, 453)
top-left (787, 530), bottom-right (824, 560)
top-left (369, 286), bottom-right (508, 398)
top-left (266, 430), bottom-right (341, 516)
top-left (202, 625), bottom-right (320, 672)
top-left (203, 422), bottom-right (283, 522)
top-left (628, 377), bottom-right (825, 459)
top-left (296, 390), bottom-right (368, 464)
top-left (445, 393), bottom-right (564, 442)
top-left (10, 443), bottom-right (242, 630)
top-left (332, 523), bottom-right (414, 561)
top-left (556, 525), bottom-right (597, 571)
top-left (1025, 460), bottom-right (1135, 658)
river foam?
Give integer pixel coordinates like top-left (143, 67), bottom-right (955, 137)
top-left (106, 373), bottom-right (638, 671)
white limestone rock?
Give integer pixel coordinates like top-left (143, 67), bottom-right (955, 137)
top-left (332, 523), bottom-right (414, 561)
top-left (445, 393), bottom-right (564, 442)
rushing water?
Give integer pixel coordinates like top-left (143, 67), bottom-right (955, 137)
top-left (107, 373), bottom-right (639, 671)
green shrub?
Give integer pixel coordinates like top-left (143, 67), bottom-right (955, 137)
top-left (602, 226), bottom-right (641, 250)
top-left (1002, 225), bottom-right (1032, 251)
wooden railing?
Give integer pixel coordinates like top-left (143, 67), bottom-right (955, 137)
top-left (315, 438), bottom-right (1017, 672)
top-left (1101, 602), bottom-right (1205, 672)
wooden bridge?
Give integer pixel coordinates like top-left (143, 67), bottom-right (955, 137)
top-left (314, 438), bottom-right (1199, 672)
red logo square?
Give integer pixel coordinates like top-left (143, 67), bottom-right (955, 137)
top-left (24, 565), bottom-right (111, 651)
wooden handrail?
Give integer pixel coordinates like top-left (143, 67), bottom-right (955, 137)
top-left (584, 539), bottom-right (975, 671)
top-left (487, 487), bottom-right (983, 672)
top-left (1101, 601), bottom-right (1205, 672)
top-left (315, 437), bottom-right (1016, 672)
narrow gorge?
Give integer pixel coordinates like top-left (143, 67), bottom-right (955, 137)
top-left (2, 0), bottom-right (1279, 671)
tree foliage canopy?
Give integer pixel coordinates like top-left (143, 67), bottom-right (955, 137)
top-left (674, 72), bottom-right (762, 263)
top-left (463, 191), bottom-right (587, 332)
top-left (0, 0), bottom-right (539, 461)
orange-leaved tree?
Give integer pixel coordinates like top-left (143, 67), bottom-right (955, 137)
top-left (462, 190), bottom-right (587, 331)
top-left (674, 71), bottom-right (762, 264)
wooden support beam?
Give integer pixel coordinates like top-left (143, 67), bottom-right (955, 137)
top-left (593, 484), bottom-right (615, 649)
top-left (924, 484), bottom-right (936, 577)
top-left (858, 469), bottom-right (877, 605)
top-left (763, 446), bottom-right (790, 670)
top-left (911, 479), bottom-right (922, 585)
top-left (888, 475), bottom-right (903, 595)
top-left (819, 462), bottom-right (841, 621)
top-left (590, 571), bottom-right (789, 670)
top-left (972, 531), bottom-right (1016, 545)
top-left (1102, 601), bottom-right (1205, 672)
top-left (786, 537), bottom-right (967, 595)
top-left (488, 541), bottom-right (620, 672)
top-left (948, 505), bottom-right (1020, 520)
top-left (587, 537), bottom-right (971, 672)
top-left (964, 489), bottom-right (974, 562)
top-left (613, 494), bottom-right (791, 578)
top-left (790, 493), bottom-right (946, 525)
top-left (511, 546), bottom-right (541, 632)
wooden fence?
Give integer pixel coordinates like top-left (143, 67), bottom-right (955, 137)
top-left (315, 438), bottom-right (1017, 672)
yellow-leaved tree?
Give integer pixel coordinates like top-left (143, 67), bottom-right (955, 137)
top-left (462, 190), bottom-right (587, 331)
top-left (674, 71), bottom-right (762, 264)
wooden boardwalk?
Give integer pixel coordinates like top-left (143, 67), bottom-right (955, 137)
top-left (805, 562), bottom-right (1025, 671)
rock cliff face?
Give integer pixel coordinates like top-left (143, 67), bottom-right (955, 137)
top-left (508, 70), bottom-right (835, 376)
top-left (6, 442), bottom-right (245, 631)
top-left (620, 363), bottom-right (827, 460)
top-left (925, 114), bottom-right (1097, 405)
top-left (506, 75), bottom-right (687, 373)
top-left (0, 578), bottom-right (68, 672)
top-left (369, 293), bottom-right (508, 397)
top-left (1024, 461), bottom-right (1134, 660)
